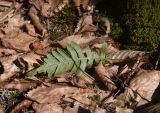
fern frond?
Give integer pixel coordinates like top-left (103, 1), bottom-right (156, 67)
top-left (27, 42), bottom-right (108, 77)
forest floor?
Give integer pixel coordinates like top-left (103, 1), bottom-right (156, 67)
top-left (0, 0), bottom-right (160, 113)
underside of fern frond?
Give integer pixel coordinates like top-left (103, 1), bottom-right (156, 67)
top-left (26, 42), bottom-right (107, 77)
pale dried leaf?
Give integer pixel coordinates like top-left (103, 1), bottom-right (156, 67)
top-left (25, 23), bottom-right (39, 37)
top-left (120, 69), bottom-right (160, 106)
top-left (26, 85), bottom-right (109, 104)
top-left (63, 106), bottom-right (77, 113)
top-left (0, 79), bottom-right (38, 90)
top-left (1, 30), bottom-right (38, 52)
top-left (93, 107), bottom-right (106, 113)
top-left (58, 34), bottom-right (95, 48)
top-left (0, 53), bottom-right (21, 82)
top-left (32, 103), bottom-right (63, 113)
top-left (0, 48), bottom-right (17, 57)
top-left (116, 107), bottom-right (133, 113)
top-left (17, 52), bottom-right (41, 71)
top-left (2, 14), bottom-right (29, 33)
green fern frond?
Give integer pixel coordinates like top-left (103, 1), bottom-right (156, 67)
top-left (26, 42), bottom-right (108, 77)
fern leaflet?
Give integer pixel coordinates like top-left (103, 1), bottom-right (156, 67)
top-left (26, 42), bottom-right (108, 77)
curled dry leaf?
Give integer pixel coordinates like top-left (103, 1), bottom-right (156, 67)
top-left (32, 103), bottom-right (63, 113)
top-left (26, 85), bottom-right (109, 105)
top-left (118, 69), bottom-right (160, 107)
top-left (95, 64), bottom-right (117, 91)
top-left (1, 30), bottom-right (39, 52)
top-left (10, 99), bottom-right (32, 113)
top-left (28, 6), bottom-right (48, 37)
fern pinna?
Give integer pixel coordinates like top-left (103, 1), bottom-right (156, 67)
top-left (27, 42), bottom-right (107, 77)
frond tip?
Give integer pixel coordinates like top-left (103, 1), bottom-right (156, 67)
top-left (26, 42), bottom-right (108, 77)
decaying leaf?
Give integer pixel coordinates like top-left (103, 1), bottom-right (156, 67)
top-left (26, 85), bottom-right (110, 104)
top-left (117, 69), bottom-right (160, 107)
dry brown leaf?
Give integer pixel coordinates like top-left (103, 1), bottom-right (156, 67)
top-left (58, 34), bottom-right (95, 48)
top-left (93, 107), bottom-right (106, 113)
top-left (56, 72), bottom-right (94, 88)
top-left (0, 48), bottom-right (17, 57)
top-left (2, 14), bottom-right (29, 33)
top-left (63, 106), bottom-right (78, 113)
top-left (34, 46), bottom-right (54, 55)
top-left (118, 69), bottom-right (160, 107)
top-left (1, 30), bottom-right (39, 52)
top-left (0, 3), bottom-right (22, 25)
top-left (116, 107), bottom-right (133, 113)
top-left (26, 85), bottom-right (109, 105)
top-left (0, 53), bottom-right (21, 82)
top-left (17, 52), bottom-right (41, 71)
top-left (32, 103), bottom-right (63, 113)
top-left (40, 3), bottom-right (52, 17)
top-left (0, 79), bottom-right (38, 90)
top-left (30, 39), bottom-right (50, 50)
top-left (0, 1), bottom-right (13, 7)
top-left (25, 23), bottom-right (40, 37)
top-left (95, 64), bottom-right (117, 91)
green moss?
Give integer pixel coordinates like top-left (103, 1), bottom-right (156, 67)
top-left (95, 0), bottom-right (160, 51)
top-left (49, 4), bottom-right (78, 40)
top-left (120, 0), bottom-right (160, 50)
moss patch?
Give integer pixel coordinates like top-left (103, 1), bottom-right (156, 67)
top-left (49, 4), bottom-right (78, 40)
